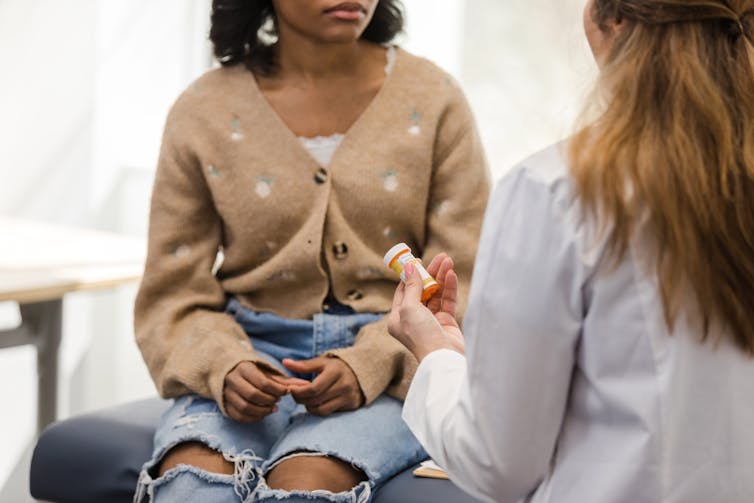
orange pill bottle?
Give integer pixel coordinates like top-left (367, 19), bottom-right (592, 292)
top-left (383, 243), bottom-right (440, 303)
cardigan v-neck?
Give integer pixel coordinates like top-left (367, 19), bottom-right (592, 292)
top-left (295, 46), bottom-right (398, 167)
top-left (245, 47), bottom-right (404, 169)
top-left (135, 48), bottom-right (491, 414)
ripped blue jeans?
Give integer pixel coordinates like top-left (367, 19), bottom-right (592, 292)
top-left (134, 298), bottom-right (427, 502)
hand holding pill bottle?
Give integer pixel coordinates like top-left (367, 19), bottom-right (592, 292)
top-left (383, 243), bottom-right (440, 303)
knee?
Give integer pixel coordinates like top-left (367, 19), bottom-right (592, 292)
top-left (158, 441), bottom-right (234, 477)
top-left (266, 453), bottom-right (367, 493)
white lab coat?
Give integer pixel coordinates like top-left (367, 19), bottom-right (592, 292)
top-left (402, 144), bottom-right (754, 503)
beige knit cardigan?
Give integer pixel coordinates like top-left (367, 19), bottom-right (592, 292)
top-left (134, 48), bottom-right (490, 415)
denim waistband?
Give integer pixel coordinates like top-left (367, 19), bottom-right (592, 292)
top-left (224, 298), bottom-right (383, 366)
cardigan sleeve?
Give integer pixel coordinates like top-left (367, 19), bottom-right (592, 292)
top-left (134, 107), bottom-right (276, 416)
top-left (326, 84), bottom-right (491, 404)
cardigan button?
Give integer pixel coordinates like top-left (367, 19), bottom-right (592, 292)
top-left (314, 167), bottom-right (328, 184)
top-left (333, 242), bottom-right (348, 259)
top-left (346, 289), bottom-right (363, 301)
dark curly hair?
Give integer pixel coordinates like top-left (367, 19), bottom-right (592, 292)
top-left (210, 0), bottom-right (405, 75)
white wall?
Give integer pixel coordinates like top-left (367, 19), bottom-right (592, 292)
top-left (403, 0), bottom-right (595, 179)
top-left (462, 0), bottom-right (595, 178)
top-left (401, 0), bottom-right (466, 77)
top-left (0, 0), bottom-right (211, 491)
top-left (0, 1), bottom-right (98, 223)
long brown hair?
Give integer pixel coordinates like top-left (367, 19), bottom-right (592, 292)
top-left (570, 0), bottom-right (754, 353)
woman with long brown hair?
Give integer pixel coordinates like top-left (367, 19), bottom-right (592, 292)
top-left (388, 1), bottom-right (754, 501)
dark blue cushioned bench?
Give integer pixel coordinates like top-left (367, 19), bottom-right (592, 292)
top-left (30, 398), bottom-right (482, 503)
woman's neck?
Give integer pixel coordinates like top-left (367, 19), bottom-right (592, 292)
top-left (275, 32), bottom-right (368, 81)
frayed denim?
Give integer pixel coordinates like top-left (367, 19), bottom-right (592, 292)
top-left (134, 299), bottom-right (427, 502)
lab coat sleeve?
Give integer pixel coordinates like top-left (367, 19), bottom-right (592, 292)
top-left (403, 165), bottom-right (585, 503)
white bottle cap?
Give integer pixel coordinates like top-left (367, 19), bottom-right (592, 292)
top-left (383, 242), bottom-right (410, 268)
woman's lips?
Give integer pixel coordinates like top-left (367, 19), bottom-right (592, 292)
top-left (324, 2), bottom-right (366, 21)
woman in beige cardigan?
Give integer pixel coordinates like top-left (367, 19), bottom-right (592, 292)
top-left (133, 0), bottom-right (490, 501)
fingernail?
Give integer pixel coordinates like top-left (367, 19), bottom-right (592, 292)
top-left (406, 263), bottom-right (414, 275)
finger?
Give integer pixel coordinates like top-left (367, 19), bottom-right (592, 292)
top-left (227, 371), bottom-right (280, 406)
top-left (436, 255), bottom-right (455, 285)
top-left (306, 395), bottom-right (348, 416)
top-left (272, 375), bottom-right (310, 387)
top-left (296, 380), bottom-right (343, 406)
top-left (301, 380), bottom-right (361, 409)
top-left (425, 253), bottom-right (448, 277)
top-left (226, 402), bottom-right (251, 423)
top-left (389, 281), bottom-right (406, 339)
top-left (226, 387), bottom-right (278, 416)
top-left (282, 357), bottom-right (326, 374)
top-left (226, 401), bottom-right (269, 423)
top-left (290, 367), bottom-right (340, 401)
top-left (238, 364), bottom-right (288, 397)
top-left (402, 262), bottom-right (425, 305)
top-left (225, 388), bottom-right (276, 420)
top-left (391, 280), bottom-right (406, 313)
top-left (440, 269), bottom-right (459, 317)
top-left (307, 384), bottom-right (362, 415)
top-left (225, 390), bottom-right (254, 420)
top-left (428, 255), bottom-right (456, 313)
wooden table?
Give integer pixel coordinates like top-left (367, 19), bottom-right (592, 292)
top-left (0, 217), bottom-right (145, 433)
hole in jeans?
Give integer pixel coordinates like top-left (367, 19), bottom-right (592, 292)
top-left (265, 451), bottom-right (368, 493)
